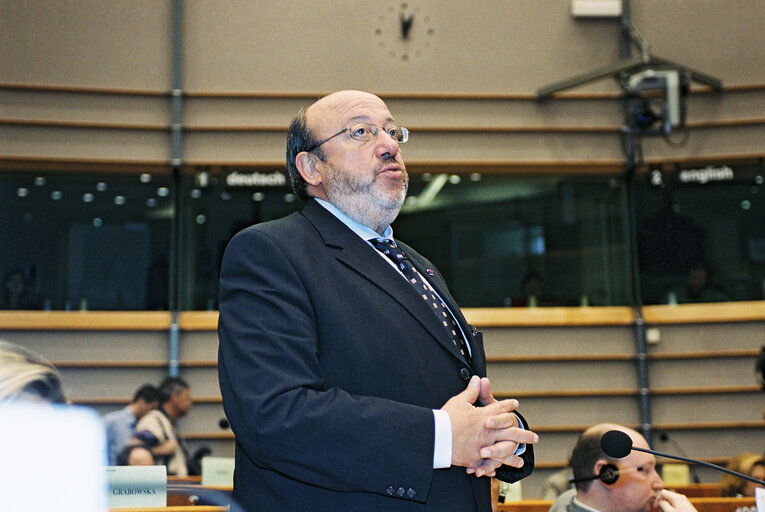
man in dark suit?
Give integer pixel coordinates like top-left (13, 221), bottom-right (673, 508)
top-left (218, 90), bottom-right (537, 511)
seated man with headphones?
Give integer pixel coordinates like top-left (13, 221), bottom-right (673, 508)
top-left (549, 423), bottom-right (697, 512)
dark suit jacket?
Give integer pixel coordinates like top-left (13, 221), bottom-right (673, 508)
top-left (218, 199), bottom-right (533, 511)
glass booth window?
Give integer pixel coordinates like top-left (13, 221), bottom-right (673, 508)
top-left (635, 163), bottom-right (765, 305)
top-left (182, 168), bottom-right (631, 310)
top-left (0, 171), bottom-right (172, 310)
top-left (394, 173), bottom-right (631, 307)
top-left (178, 168), bottom-right (302, 311)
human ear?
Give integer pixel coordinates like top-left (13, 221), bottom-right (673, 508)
top-left (295, 152), bottom-right (322, 187)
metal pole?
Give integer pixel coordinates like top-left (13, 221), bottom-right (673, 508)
top-left (168, 0), bottom-right (184, 377)
top-left (620, 0), bottom-right (652, 446)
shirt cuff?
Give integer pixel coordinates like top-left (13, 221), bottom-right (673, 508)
top-left (433, 410), bottom-right (526, 469)
top-left (515, 414), bottom-right (526, 456)
top-left (432, 409), bottom-right (452, 469)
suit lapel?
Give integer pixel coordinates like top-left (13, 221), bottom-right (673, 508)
top-left (300, 201), bottom-right (472, 368)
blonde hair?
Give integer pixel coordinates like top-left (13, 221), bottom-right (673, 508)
top-left (720, 452), bottom-right (765, 497)
top-left (0, 340), bottom-right (66, 403)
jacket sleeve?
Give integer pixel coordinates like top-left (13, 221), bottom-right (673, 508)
top-left (494, 410), bottom-right (535, 483)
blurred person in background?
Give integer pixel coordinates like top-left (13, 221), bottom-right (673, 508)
top-left (135, 376), bottom-right (192, 476)
top-left (0, 339), bottom-right (66, 403)
top-left (719, 453), bottom-right (765, 497)
top-left (103, 383), bottom-right (161, 465)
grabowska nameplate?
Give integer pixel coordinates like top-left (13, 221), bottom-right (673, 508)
top-left (106, 465), bottom-right (166, 508)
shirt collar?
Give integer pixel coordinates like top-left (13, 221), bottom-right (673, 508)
top-left (572, 496), bottom-right (603, 512)
top-left (314, 198), bottom-right (393, 241)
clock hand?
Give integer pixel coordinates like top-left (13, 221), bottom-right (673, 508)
top-left (400, 12), bottom-right (415, 40)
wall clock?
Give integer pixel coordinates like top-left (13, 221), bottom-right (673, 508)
top-left (374, 3), bottom-right (435, 61)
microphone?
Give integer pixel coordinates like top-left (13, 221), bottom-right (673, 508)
top-left (658, 431), bottom-right (701, 483)
top-left (601, 430), bottom-right (765, 487)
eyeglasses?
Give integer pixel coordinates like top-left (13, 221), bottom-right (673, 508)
top-left (305, 123), bottom-right (409, 153)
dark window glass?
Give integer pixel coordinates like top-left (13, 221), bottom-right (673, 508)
top-left (181, 169), bottom-right (632, 309)
top-left (394, 174), bottom-right (631, 307)
top-left (635, 163), bottom-right (765, 304)
top-left (6, 164), bottom-right (760, 311)
top-left (0, 171), bottom-right (172, 310)
top-left (178, 168), bottom-right (301, 310)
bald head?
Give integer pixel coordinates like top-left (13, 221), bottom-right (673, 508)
top-left (571, 423), bottom-right (648, 491)
top-left (305, 90), bottom-right (390, 138)
top-left (569, 424), bottom-right (664, 512)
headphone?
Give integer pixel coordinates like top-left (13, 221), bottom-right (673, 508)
top-left (569, 463), bottom-right (621, 485)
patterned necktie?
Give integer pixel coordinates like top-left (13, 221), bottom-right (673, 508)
top-left (372, 238), bottom-right (471, 365)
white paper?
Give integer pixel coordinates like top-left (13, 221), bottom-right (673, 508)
top-left (0, 403), bottom-right (108, 512)
top-left (755, 486), bottom-right (765, 512)
top-left (201, 456), bottom-right (235, 487)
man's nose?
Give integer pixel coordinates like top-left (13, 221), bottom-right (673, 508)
top-left (375, 133), bottom-right (400, 158)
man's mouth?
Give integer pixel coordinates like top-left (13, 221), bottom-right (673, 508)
top-left (378, 163), bottom-right (403, 175)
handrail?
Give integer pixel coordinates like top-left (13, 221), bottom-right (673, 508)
top-left (498, 497), bottom-right (756, 512)
top-left (4, 81), bottom-right (763, 98)
top-left (493, 385), bottom-right (761, 399)
top-left (488, 349), bottom-right (760, 363)
top-left (649, 349), bottom-right (759, 360)
top-left (1, 303), bottom-right (762, 331)
top-left (178, 421), bottom-right (764, 443)
top-left (0, 81), bottom-right (168, 96)
top-left (54, 360), bottom-right (218, 369)
top-left (5, 117), bottom-right (762, 133)
top-left (0, 118), bottom-right (170, 131)
top-left (2, 154), bottom-right (763, 176)
top-left (71, 395), bottom-right (223, 406)
top-left (643, 301), bottom-right (765, 323)
top-left (464, 307), bottom-right (636, 326)
top-left (0, 155), bottom-right (171, 172)
top-left (109, 507), bottom-right (226, 512)
top-left (0, 311), bottom-right (172, 330)
top-left (71, 384), bottom-right (762, 406)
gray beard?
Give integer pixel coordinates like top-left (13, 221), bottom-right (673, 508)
top-left (324, 165), bottom-right (408, 235)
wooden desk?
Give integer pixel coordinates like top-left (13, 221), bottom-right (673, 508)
top-left (110, 507), bottom-right (227, 512)
top-left (167, 483), bottom-right (232, 507)
top-left (499, 499), bottom-right (551, 512)
top-left (667, 483), bottom-right (722, 498)
top-left (691, 497), bottom-right (755, 512)
top-left (498, 497), bottom-right (756, 512)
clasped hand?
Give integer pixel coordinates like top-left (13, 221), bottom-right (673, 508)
top-left (442, 375), bottom-right (538, 478)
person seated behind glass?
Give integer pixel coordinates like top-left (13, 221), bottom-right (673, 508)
top-left (719, 453), bottom-right (765, 497)
top-left (663, 262), bottom-right (728, 304)
top-left (1, 269), bottom-right (40, 310)
top-left (509, 272), bottom-right (559, 307)
top-left (0, 339), bottom-right (66, 403)
top-left (548, 423), bottom-right (697, 512)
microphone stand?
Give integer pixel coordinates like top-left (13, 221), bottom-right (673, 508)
top-left (658, 433), bottom-right (701, 484)
top-left (631, 446), bottom-right (765, 487)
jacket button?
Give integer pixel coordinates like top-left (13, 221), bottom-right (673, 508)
top-left (407, 488), bottom-right (416, 498)
top-left (397, 487), bottom-right (406, 497)
top-left (459, 367), bottom-right (472, 381)
top-left (386, 486), bottom-right (395, 496)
